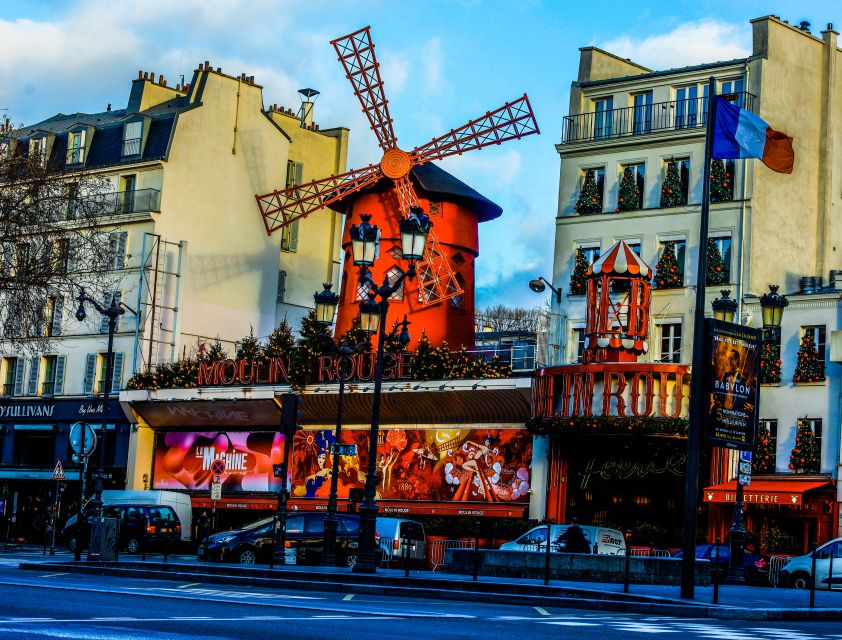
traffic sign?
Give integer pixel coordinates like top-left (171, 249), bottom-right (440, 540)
top-left (210, 482), bottom-right (222, 501)
top-left (210, 459), bottom-right (226, 477)
top-left (51, 461), bottom-right (66, 481)
top-left (69, 422), bottom-right (97, 457)
top-left (738, 473), bottom-right (751, 486)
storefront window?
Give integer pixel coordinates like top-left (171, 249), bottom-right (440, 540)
top-left (11, 425), bottom-right (54, 467)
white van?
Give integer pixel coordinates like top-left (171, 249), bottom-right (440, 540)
top-left (102, 490), bottom-right (192, 542)
top-left (499, 524), bottom-right (626, 555)
top-left (779, 537), bottom-right (842, 589)
top-left (376, 517), bottom-right (426, 565)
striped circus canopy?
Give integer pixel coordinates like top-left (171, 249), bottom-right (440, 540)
top-left (587, 240), bottom-right (651, 278)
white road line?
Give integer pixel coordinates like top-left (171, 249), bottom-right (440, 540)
top-left (177, 582), bottom-right (200, 589)
top-left (38, 573), bottom-right (67, 578)
top-left (343, 593), bottom-right (354, 601)
top-left (540, 621), bottom-right (601, 626)
top-left (170, 616), bottom-right (213, 620)
top-left (533, 606), bottom-right (550, 616)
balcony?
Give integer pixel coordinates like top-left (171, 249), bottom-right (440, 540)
top-left (100, 188), bottom-right (161, 215)
top-left (121, 137), bottom-right (142, 157)
top-left (561, 93), bottom-right (755, 144)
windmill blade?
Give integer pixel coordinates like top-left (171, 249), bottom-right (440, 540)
top-left (331, 26), bottom-right (398, 151)
top-left (410, 94), bottom-right (539, 165)
top-left (416, 232), bottom-right (464, 307)
top-left (255, 163), bottom-right (383, 236)
top-left (393, 175), bottom-right (420, 218)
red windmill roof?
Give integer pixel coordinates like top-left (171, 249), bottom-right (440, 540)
top-left (587, 240), bottom-right (651, 278)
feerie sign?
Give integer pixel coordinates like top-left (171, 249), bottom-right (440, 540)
top-left (196, 354), bottom-right (413, 386)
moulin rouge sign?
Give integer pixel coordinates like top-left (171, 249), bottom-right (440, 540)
top-left (197, 353), bottom-right (414, 387)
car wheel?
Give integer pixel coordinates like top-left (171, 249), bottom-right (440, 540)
top-left (127, 538), bottom-right (141, 554)
top-left (237, 548), bottom-right (257, 565)
top-left (345, 554), bottom-right (357, 568)
top-left (789, 572), bottom-right (812, 590)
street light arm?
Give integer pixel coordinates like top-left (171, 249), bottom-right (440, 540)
top-left (358, 262), bottom-right (417, 302)
top-left (538, 277), bottom-right (563, 304)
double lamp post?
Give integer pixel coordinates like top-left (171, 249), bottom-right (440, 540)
top-left (311, 207), bottom-right (431, 573)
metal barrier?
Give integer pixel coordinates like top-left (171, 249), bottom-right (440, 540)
top-left (769, 555), bottom-right (788, 587)
top-left (429, 539), bottom-right (476, 571)
top-left (629, 547), bottom-right (671, 557)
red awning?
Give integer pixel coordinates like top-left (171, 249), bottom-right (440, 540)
top-left (703, 479), bottom-right (832, 506)
top-left (191, 495), bottom-right (527, 518)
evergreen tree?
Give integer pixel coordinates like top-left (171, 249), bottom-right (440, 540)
top-left (760, 341), bottom-right (782, 384)
top-left (789, 418), bottom-right (820, 473)
top-left (569, 247), bottom-right (590, 295)
top-left (573, 170), bottom-right (603, 215)
top-left (288, 310), bottom-right (333, 387)
top-left (410, 330), bottom-right (435, 380)
top-left (616, 166), bottom-right (641, 212)
top-left (753, 420), bottom-right (775, 474)
top-left (654, 241), bottom-right (683, 288)
top-left (659, 160), bottom-right (685, 208)
top-left (205, 338), bottom-right (227, 362)
top-left (264, 319), bottom-right (295, 359)
top-left (709, 159), bottom-right (733, 203)
top-left (235, 325), bottom-right (262, 361)
top-left (792, 331), bottom-right (825, 383)
top-left (705, 239), bottom-right (728, 286)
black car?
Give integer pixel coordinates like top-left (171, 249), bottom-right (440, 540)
top-left (198, 511), bottom-right (380, 567)
top-left (63, 504), bottom-right (181, 553)
top-left (673, 543), bottom-right (770, 584)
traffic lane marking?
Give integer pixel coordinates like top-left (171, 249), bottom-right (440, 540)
top-left (343, 593), bottom-right (354, 601)
top-left (0, 615), bottom-right (403, 624)
top-left (177, 582), bottom-right (200, 589)
top-left (39, 572), bottom-right (68, 578)
top-left (533, 606), bottom-right (549, 615)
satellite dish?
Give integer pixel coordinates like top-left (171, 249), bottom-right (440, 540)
top-left (528, 278), bottom-right (546, 293)
top-left (69, 422), bottom-right (97, 457)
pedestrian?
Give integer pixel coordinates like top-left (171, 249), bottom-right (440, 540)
top-left (558, 518), bottom-right (590, 553)
top-left (196, 510), bottom-right (209, 545)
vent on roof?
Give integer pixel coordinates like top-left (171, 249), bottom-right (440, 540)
top-left (799, 21), bottom-right (811, 32)
top-left (799, 275), bottom-right (823, 293)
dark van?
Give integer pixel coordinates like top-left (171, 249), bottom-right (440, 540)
top-left (62, 504), bottom-right (181, 553)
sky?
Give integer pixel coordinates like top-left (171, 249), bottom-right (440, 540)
top-left (1, 0), bottom-right (837, 310)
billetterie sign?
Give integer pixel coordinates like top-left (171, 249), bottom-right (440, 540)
top-left (197, 353), bottom-right (414, 387)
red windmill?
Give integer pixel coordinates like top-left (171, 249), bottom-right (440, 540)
top-left (256, 26), bottom-right (539, 348)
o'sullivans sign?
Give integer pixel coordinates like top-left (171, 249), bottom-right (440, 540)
top-left (197, 353), bottom-right (414, 387)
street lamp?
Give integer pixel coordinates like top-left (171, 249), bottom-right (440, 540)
top-left (759, 284), bottom-right (788, 342)
top-left (528, 276), bottom-right (563, 304)
top-left (350, 207), bottom-right (430, 573)
top-left (711, 289), bottom-right (737, 323)
top-left (75, 288), bottom-right (125, 558)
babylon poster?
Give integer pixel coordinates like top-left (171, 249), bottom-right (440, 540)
top-left (704, 319), bottom-right (762, 451)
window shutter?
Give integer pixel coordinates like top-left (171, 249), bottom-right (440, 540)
top-left (66, 239), bottom-right (77, 273)
top-left (111, 352), bottom-right (124, 393)
top-left (109, 232), bottom-right (127, 270)
top-left (51, 296), bottom-right (63, 337)
top-left (53, 355), bottom-right (66, 395)
top-left (289, 220), bottom-right (299, 252)
top-left (12, 357), bottom-right (25, 396)
top-left (83, 353), bottom-right (96, 395)
top-left (26, 356), bottom-right (40, 396)
top-left (276, 270), bottom-right (286, 303)
top-left (294, 162), bottom-right (304, 186)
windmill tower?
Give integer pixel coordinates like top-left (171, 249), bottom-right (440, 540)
top-left (256, 26), bottom-right (539, 348)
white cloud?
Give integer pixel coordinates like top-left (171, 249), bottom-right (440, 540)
top-left (422, 37), bottom-right (444, 93)
top-left (439, 149), bottom-right (522, 188)
top-left (601, 20), bottom-right (751, 70)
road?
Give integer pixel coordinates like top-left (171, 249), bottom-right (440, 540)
top-left (1, 557), bottom-right (842, 639)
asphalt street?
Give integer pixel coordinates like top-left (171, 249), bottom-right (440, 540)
top-left (2, 557), bottom-right (842, 639)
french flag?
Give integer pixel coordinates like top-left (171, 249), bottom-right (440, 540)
top-left (712, 97), bottom-right (794, 174)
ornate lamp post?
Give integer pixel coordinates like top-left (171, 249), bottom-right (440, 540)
top-left (759, 284), bottom-right (788, 343)
top-left (350, 207), bottom-right (431, 573)
top-left (74, 290), bottom-right (125, 523)
top-left (711, 289), bottom-right (737, 323)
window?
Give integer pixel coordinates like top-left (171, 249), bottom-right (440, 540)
top-left (11, 425), bottom-right (55, 467)
top-left (99, 291), bottom-right (121, 333)
top-left (657, 239), bottom-right (686, 286)
top-left (571, 327), bottom-right (586, 363)
top-left (621, 163), bottom-right (645, 209)
top-left (386, 266), bottom-right (404, 301)
top-left (760, 419), bottom-right (778, 472)
top-left (44, 296), bottom-right (63, 337)
top-left (119, 175), bottom-right (136, 214)
top-left (450, 273), bottom-right (465, 309)
top-left (281, 220), bottom-right (299, 252)
top-left (675, 85), bottom-right (699, 129)
top-left (709, 235), bottom-right (732, 283)
top-left (66, 183), bottom-right (80, 220)
top-left (666, 158), bottom-right (690, 204)
top-left (66, 130), bottom-right (85, 165)
top-left (1, 357), bottom-right (23, 396)
top-left (107, 232), bottom-right (127, 270)
top-left (93, 423), bottom-right (118, 467)
top-left (658, 322), bottom-right (683, 363)
top-left (578, 243), bottom-right (601, 265)
top-left (85, 352), bottom-right (125, 396)
top-left (801, 326), bottom-right (827, 361)
top-left (632, 92), bottom-right (653, 135)
top-left (41, 355), bottom-right (59, 395)
top-left (53, 239), bottom-right (70, 275)
top-left (276, 270), bottom-right (286, 303)
top-left (122, 121), bottom-right (142, 156)
top-left (593, 97), bottom-right (614, 139)
top-left (285, 161), bottom-right (304, 188)
top-left (720, 78), bottom-right (745, 107)
top-left (802, 418), bottom-right (822, 472)
top-left (29, 137), bottom-right (46, 165)
top-left (428, 201), bottom-right (442, 217)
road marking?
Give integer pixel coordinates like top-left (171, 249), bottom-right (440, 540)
top-left (541, 621), bottom-right (601, 626)
top-left (177, 582), bottom-right (200, 589)
top-left (533, 606), bottom-right (550, 616)
top-left (91, 617), bottom-right (139, 621)
top-left (38, 573), bottom-right (67, 578)
top-left (171, 616), bottom-right (213, 620)
top-left (343, 593), bottom-right (354, 601)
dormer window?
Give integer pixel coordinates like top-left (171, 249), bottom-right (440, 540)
top-left (66, 130), bottom-right (86, 165)
top-left (122, 121), bottom-right (142, 156)
top-left (29, 137), bottom-right (47, 166)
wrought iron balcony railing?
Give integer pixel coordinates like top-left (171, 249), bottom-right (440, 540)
top-left (101, 188), bottom-right (161, 215)
top-left (121, 137), bottom-right (142, 157)
top-left (562, 93), bottom-right (755, 144)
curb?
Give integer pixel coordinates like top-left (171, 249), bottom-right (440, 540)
top-left (17, 561), bottom-right (842, 621)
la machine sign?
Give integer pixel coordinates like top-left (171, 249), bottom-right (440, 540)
top-left (196, 353), bottom-right (414, 387)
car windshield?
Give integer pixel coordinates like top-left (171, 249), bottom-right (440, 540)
top-left (241, 517), bottom-right (275, 531)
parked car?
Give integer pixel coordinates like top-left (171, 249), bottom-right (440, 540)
top-left (376, 517), bottom-right (426, 566)
top-left (498, 524), bottom-right (626, 555)
top-left (102, 490), bottom-right (192, 542)
top-left (779, 537), bottom-right (842, 589)
top-left (671, 543), bottom-right (769, 584)
top-left (197, 511), bottom-right (380, 567)
top-left (63, 504), bottom-right (182, 553)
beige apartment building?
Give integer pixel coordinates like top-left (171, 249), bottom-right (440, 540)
top-left (547, 16), bottom-right (841, 551)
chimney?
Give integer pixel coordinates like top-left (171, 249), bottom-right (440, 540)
top-left (298, 88), bottom-right (320, 128)
top-left (799, 20), bottom-right (811, 32)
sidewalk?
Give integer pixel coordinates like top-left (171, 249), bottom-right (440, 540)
top-left (13, 547), bottom-right (842, 621)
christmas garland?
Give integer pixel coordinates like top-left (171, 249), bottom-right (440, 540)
top-left (526, 414), bottom-right (688, 437)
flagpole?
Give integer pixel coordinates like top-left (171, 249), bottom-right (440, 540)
top-left (680, 76), bottom-right (717, 600)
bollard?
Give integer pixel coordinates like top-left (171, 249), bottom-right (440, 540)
top-left (810, 541), bottom-right (818, 608)
top-left (544, 524), bottom-right (552, 586)
top-left (269, 515), bottom-right (277, 570)
top-left (713, 537), bottom-right (721, 604)
top-left (472, 519), bottom-right (481, 582)
top-left (623, 530), bottom-right (632, 593)
top-left (402, 529), bottom-right (410, 578)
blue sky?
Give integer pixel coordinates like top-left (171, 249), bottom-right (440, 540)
top-left (1, 1), bottom-right (836, 310)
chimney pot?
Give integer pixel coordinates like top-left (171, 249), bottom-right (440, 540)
top-left (828, 23), bottom-right (834, 31)
top-left (150, 72), bottom-right (155, 82)
top-left (138, 70), bottom-right (143, 80)
top-left (217, 67), bottom-right (221, 72)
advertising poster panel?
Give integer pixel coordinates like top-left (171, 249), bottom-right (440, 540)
top-left (290, 428), bottom-right (532, 504)
top-left (153, 431), bottom-right (285, 492)
top-left (704, 319), bottom-right (762, 451)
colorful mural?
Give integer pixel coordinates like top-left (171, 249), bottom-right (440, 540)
top-left (291, 428), bottom-right (532, 503)
top-left (152, 431), bottom-right (285, 492)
